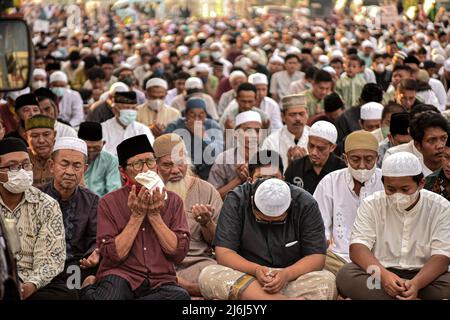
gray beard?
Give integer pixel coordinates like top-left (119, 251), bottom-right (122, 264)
top-left (165, 175), bottom-right (191, 202)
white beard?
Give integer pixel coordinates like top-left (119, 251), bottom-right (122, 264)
top-left (165, 175), bottom-right (192, 202)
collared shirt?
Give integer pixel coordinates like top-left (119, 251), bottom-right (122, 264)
top-left (96, 187), bottom-right (190, 290)
top-left (40, 183), bottom-right (98, 264)
top-left (261, 125), bottom-right (310, 171)
top-left (335, 73), bottom-right (367, 108)
top-left (270, 70), bottom-right (305, 99)
top-left (351, 190), bottom-right (450, 270)
top-left (171, 93), bottom-right (219, 121)
top-left (384, 140), bottom-right (433, 177)
top-left (217, 89), bottom-right (236, 117)
top-left (285, 153), bottom-right (347, 195)
top-left (224, 97), bottom-right (283, 130)
top-left (136, 102), bottom-right (181, 127)
top-left (55, 121), bottom-right (77, 139)
top-left (304, 89), bottom-right (324, 117)
top-left (101, 118), bottom-right (155, 156)
top-left (59, 88), bottom-right (85, 128)
top-left (208, 148), bottom-right (243, 189)
top-left (425, 169), bottom-right (450, 201)
top-left (214, 181), bottom-right (326, 268)
top-left (29, 151), bottom-right (53, 187)
top-left (164, 88), bottom-right (178, 106)
top-left (0, 187), bottom-right (66, 289)
top-left (313, 168), bottom-right (384, 262)
top-left (84, 150), bottom-right (122, 197)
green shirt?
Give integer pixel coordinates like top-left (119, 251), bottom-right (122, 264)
top-left (304, 89), bottom-right (324, 117)
top-left (84, 150), bottom-right (122, 197)
top-left (335, 73), bottom-right (367, 107)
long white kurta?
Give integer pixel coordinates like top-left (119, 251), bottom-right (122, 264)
top-left (351, 189), bottom-right (450, 270)
top-left (58, 89), bottom-right (84, 128)
top-left (101, 118), bottom-right (155, 156)
top-left (313, 168), bottom-right (384, 262)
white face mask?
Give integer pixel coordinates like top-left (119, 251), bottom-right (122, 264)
top-left (32, 80), bottom-right (47, 90)
top-left (148, 99), bottom-right (164, 111)
top-left (1, 169), bottom-right (33, 194)
top-left (211, 51), bottom-right (222, 60)
top-left (387, 189), bottom-right (420, 211)
top-left (348, 165), bottom-right (376, 183)
top-left (376, 63), bottom-right (385, 73)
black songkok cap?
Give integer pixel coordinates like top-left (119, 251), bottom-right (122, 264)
top-left (0, 137), bottom-right (28, 155)
top-left (114, 91), bottom-right (137, 105)
top-left (117, 134), bottom-right (154, 166)
top-left (15, 93), bottom-right (39, 111)
top-left (324, 92), bottom-right (344, 112)
top-left (35, 87), bottom-right (57, 104)
top-left (78, 122), bottom-right (103, 141)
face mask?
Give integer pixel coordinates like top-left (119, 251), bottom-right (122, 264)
top-left (348, 165), bottom-right (376, 183)
top-left (120, 77), bottom-right (134, 87)
top-left (119, 109), bottom-right (137, 126)
top-left (154, 68), bottom-right (164, 76)
top-left (51, 87), bottom-right (66, 98)
top-left (381, 126), bottom-right (390, 139)
top-left (148, 99), bottom-right (164, 111)
top-left (376, 63), bottom-right (385, 73)
top-left (200, 76), bottom-right (208, 84)
top-left (211, 51), bottom-right (222, 60)
top-left (88, 151), bottom-right (101, 164)
top-left (1, 169), bottom-right (33, 194)
top-left (32, 80), bottom-right (47, 90)
top-left (387, 189), bottom-right (420, 211)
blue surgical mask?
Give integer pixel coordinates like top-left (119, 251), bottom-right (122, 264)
top-left (119, 109), bottom-right (137, 126)
top-left (154, 68), bottom-right (164, 76)
top-left (51, 87), bottom-right (66, 98)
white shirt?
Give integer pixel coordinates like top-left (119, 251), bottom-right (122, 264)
top-left (428, 78), bottom-right (447, 111)
top-left (54, 121), bottom-right (77, 139)
top-left (270, 70), bottom-right (304, 100)
top-left (164, 88), bottom-right (179, 106)
top-left (101, 118), bottom-right (155, 156)
top-left (351, 190), bottom-right (450, 270)
top-left (261, 125), bottom-right (310, 170)
top-left (416, 89), bottom-right (440, 110)
top-left (59, 88), bottom-right (84, 128)
top-left (383, 140), bottom-right (433, 177)
top-left (313, 168), bottom-right (384, 262)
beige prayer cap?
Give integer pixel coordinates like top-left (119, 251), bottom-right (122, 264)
top-left (153, 133), bottom-right (186, 159)
top-left (281, 94), bottom-right (307, 111)
top-left (344, 130), bottom-right (379, 154)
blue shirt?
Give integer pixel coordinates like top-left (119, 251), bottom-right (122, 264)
top-left (84, 150), bottom-right (122, 197)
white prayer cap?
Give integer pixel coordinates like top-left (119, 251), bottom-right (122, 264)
top-left (362, 40), bottom-right (374, 49)
top-left (32, 68), bottom-right (47, 78)
top-left (382, 152), bottom-right (422, 177)
top-left (53, 137), bottom-right (87, 156)
top-left (415, 32), bottom-right (426, 41)
top-left (235, 57), bottom-right (252, 70)
top-left (331, 50), bottom-right (344, 59)
top-left (195, 63), bottom-right (210, 73)
top-left (286, 46), bottom-right (301, 55)
top-left (248, 51), bottom-right (261, 63)
top-left (135, 170), bottom-right (167, 199)
top-left (176, 45), bottom-right (189, 56)
top-left (216, 21), bottom-right (227, 30)
top-left (49, 71), bottom-right (68, 84)
top-left (113, 37), bottom-right (121, 44)
top-left (318, 55), bottom-right (329, 65)
top-left (360, 102), bottom-right (384, 120)
top-left (235, 110), bottom-right (262, 128)
top-left (310, 120), bottom-right (338, 144)
top-left (248, 73), bottom-right (268, 85)
top-left (50, 51), bottom-right (63, 59)
top-left (229, 70), bottom-right (247, 82)
top-left (311, 47), bottom-right (323, 55)
top-left (126, 56), bottom-right (140, 69)
top-left (430, 40), bottom-right (441, 49)
top-left (322, 66), bottom-right (336, 75)
top-left (444, 59), bottom-right (450, 72)
top-left (210, 42), bottom-right (224, 51)
top-left (432, 54), bottom-right (445, 65)
top-left (102, 42), bottom-right (113, 51)
top-left (6, 87), bottom-right (30, 100)
top-left (80, 47), bottom-right (93, 56)
top-left (254, 178), bottom-right (291, 217)
top-left (186, 77), bottom-right (203, 90)
top-left (249, 37), bottom-right (260, 47)
top-left (145, 78), bottom-right (168, 90)
top-left (109, 82), bottom-right (129, 94)
top-left (135, 43), bottom-right (145, 50)
top-left (112, 44), bottom-right (123, 51)
top-left (269, 55), bottom-right (284, 64)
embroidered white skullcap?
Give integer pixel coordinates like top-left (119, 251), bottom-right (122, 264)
top-left (235, 110), bottom-right (262, 128)
top-left (318, 55), bottom-right (329, 65)
top-left (430, 40), bottom-right (441, 49)
top-left (249, 37), bottom-right (260, 47)
top-left (145, 78), bottom-right (168, 90)
top-left (286, 46), bottom-right (301, 55)
top-left (270, 55), bottom-right (284, 64)
top-left (176, 45), bottom-right (189, 56)
top-left (254, 178), bottom-right (291, 217)
top-left (248, 73), bottom-right (268, 85)
top-left (135, 43), bottom-right (145, 50)
top-left (360, 102), bottom-right (384, 120)
top-left (112, 44), bottom-right (123, 51)
top-left (362, 40), bottom-right (375, 49)
top-left (135, 170), bottom-right (167, 200)
top-left (382, 152), bottom-right (422, 177)
top-left (195, 63), bottom-right (210, 73)
top-left (331, 50), bottom-right (344, 59)
top-left (109, 82), bottom-right (129, 94)
top-left (310, 121), bottom-right (338, 144)
top-left (102, 42), bottom-right (113, 51)
top-left (53, 137), bottom-right (87, 156)
top-left (186, 77), bottom-right (203, 90)
top-left (322, 66), bottom-right (336, 75)
top-left (33, 68), bottom-right (47, 78)
top-left (6, 87), bottom-right (30, 100)
top-left (432, 54), bottom-right (445, 65)
top-left (49, 71), bottom-right (68, 84)
top-left (229, 70), bottom-right (247, 82)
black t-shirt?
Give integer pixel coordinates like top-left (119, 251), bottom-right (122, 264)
top-left (285, 154), bottom-right (347, 195)
top-left (213, 180), bottom-right (326, 268)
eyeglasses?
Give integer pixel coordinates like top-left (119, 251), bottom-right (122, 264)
top-left (126, 158), bottom-right (157, 171)
top-left (0, 162), bottom-right (33, 172)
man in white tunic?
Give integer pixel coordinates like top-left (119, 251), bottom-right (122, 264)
top-left (101, 91), bottom-right (154, 156)
top-left (313, 130), bottom-right (384, 275)
top-left (337, 152), bottom-right (450, 300)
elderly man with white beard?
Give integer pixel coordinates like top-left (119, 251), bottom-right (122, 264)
top-left (153, 133), bottom-right (223, 297)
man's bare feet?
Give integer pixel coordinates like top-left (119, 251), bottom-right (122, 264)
top-left (81, 275), bottom-right (96, 289)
